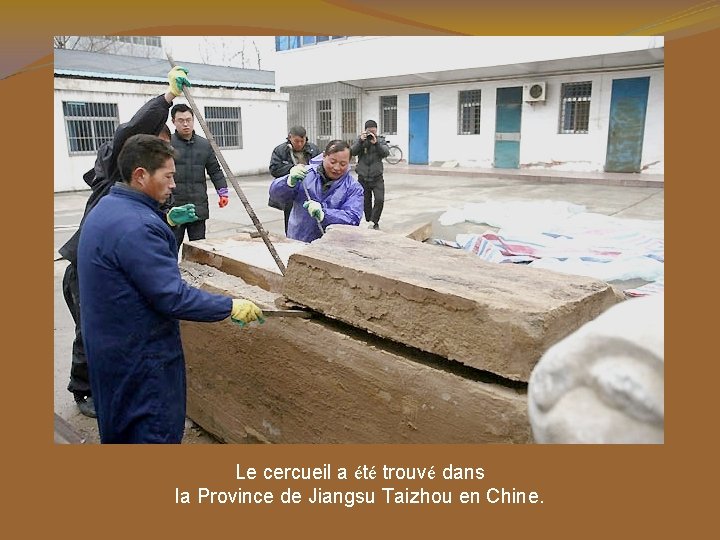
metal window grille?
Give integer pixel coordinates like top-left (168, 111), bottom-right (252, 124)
top-left (317, 99), bottom-right (332, 137)
top-left (341, 98), bottom-right (357, 144)
top-left (63, 101), bottom-right (119, 154)
top-left (380, 95), bottom-right (397, 135)
top-left (559, 82), bottom-right (592, 134)
top-left (282, 82), bottom-right (363, 146)
top-left (204, 106), bottom-right (243, 148)
top-left (458, 89), bottom-right (482, 135)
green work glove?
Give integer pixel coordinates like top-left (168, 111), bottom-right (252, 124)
top-left (303, 200), bottom-right (324, 222)
top-left (287, 164), bottom-right (308, 187)
top-left (166, 203), bottom-right (198, 226)
top-left (168, 66), bottom-right (191, 97)
top-left (230, 299), bottom-right (265, 327)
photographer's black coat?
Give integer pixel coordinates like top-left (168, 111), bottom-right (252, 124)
top-left (351, 134), bottom-right (390, 180)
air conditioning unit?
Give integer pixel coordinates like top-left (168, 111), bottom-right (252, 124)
top-left (523, 82), bottom-right (546, 102)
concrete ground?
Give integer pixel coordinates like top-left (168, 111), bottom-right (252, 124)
top-left (53, 167), bottom-right (664, 443)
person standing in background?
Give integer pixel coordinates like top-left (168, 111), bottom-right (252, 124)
top-left (170, 104), bottom-right (230, 252)
top-left (351, 120), bottom-right (389, 230)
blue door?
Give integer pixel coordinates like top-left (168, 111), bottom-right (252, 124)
top-left (409, 93), bottom-right (429, 164)
top-left (494, 87), bottom-right (522, 168)
top-left (605, 77), bottom-right (650, 173)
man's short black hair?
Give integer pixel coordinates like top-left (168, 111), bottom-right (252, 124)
top-left (364, 119), bottom-right (378, 129)
top-left (288, 125), bottom-right (307, 138)
top-left (118, 134), bottom-right (176, 183)
top-left (171, 103), bottom-right (193, 120)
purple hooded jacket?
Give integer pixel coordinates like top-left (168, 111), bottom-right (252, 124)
top-left (269, 163), bottom-right (364, 243)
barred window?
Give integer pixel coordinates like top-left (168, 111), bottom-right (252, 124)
top-left (559, 82), bottom-right (592, 134)
top-left (458, 90), bottom-right (481, 135)
top-left (317, 99), bottom-right (332, 136)
top-left (341, 98), bottom-right (357, 143)
top-left (63, 101), bottom-right (118, 154)
top-left (380, 95), bottom-right (397, 135)
top-left (205, 106), bottom-right (243, 148)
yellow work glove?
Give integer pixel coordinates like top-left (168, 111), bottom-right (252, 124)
top-left (230, 299), bottom-right (264, 327)
top-left (287, 164), bottom-right (308, 187)
top-left (303, 200), bottom-right (324, 222)
top-left (168, 66), bottom-right (191, 97)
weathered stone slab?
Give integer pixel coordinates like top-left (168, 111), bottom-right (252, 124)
top-left (282, 226), bottom-right (623, 382)
top-left (180, 262), bottom-right (531, 444)
top-left (182, 235), bottom-right (305, 293)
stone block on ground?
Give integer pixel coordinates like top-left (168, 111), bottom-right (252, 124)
top-left (179, 262), bottom-right (531, 444)
top-left (282, 226), bottom-right (623, 382)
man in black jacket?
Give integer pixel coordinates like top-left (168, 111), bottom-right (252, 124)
top-left (170, 104), bottom-right (229, 252)
top-left (350, 120), bottom-right (390, 230)
top-left (58, 66), bottom-right (193, 417)
top-left (268, 126), bottom-right (321, 235)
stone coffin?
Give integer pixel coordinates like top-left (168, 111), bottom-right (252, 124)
top-left (282, 226), bottom-right (623, 382)
top-left (180, 263), bottom-right (531, 444)
top-left (182, 235), bottom-right (305, 293)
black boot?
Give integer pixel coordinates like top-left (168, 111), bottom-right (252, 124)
top-left (74, 394), bottom-right (97, 418)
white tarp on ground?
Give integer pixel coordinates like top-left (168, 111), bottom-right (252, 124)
top-left (437, 201), bottom-right (664, 295)
top-left (438, 200), bottom-right (587, 231)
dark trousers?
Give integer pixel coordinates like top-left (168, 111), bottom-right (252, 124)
top-left (358, 175), bottom-right (385, 225)
top-left (62, 263), bottom-right (91, 399)
top-left (172, 219), bottom-right (206, 254)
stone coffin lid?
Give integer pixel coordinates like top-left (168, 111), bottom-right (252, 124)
top-left (282, 225), bottom-right (622, 382)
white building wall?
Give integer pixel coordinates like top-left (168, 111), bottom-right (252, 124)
top-left (54, 78), bottom-right (288, 192)
top-left (274, 36), bottom-right (663, 87)
top-left (359, 67), bottom-right (663, 173)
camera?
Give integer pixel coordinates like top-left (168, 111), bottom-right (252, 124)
top-left (364, 130), bottom-right (376, 141)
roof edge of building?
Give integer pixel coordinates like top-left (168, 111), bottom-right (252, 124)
top-left (54, 71), bottom-right (275, 91)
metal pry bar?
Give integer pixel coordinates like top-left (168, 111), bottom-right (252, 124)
top-left (166, 52), bottom-right (286, 275)
top-left (300, 173), bottom-right (325, 236)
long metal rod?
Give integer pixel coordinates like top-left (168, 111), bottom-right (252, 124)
top-left (301, 178), bottom-right (325, 236)
top-left (166, 53), bottom-right (286, 275)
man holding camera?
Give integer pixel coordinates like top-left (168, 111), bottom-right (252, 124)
top-left (351, 120), bottom-right (390, 230)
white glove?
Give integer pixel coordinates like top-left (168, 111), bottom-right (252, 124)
top-left (287, 165), bottom-right (308, 187)
top-left (303, 200), bottom-right (324, 221)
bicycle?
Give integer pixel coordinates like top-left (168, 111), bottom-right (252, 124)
top-left (384, 140), bottom-right (403, 165)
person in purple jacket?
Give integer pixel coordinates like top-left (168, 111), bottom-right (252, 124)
top-left (77, 134), bottom-right (263, 443)
top-left (268, 140), bottom-right (363, 243)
